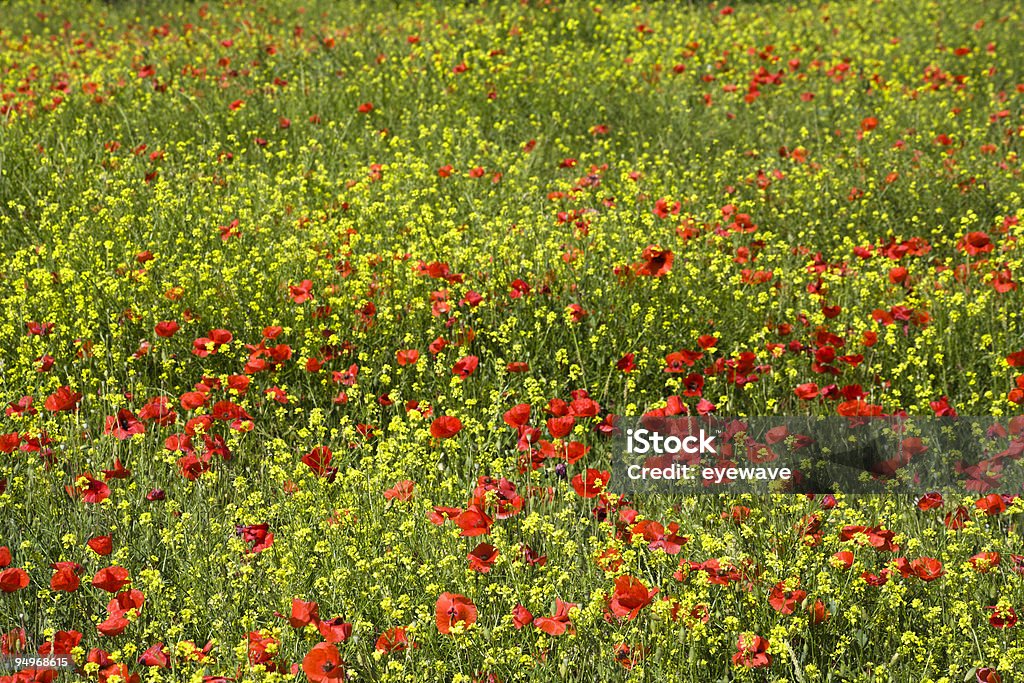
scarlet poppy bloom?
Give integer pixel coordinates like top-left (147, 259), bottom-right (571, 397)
top-left (534, 598), bottom-right (576, 636)
top-left (39, 630), bottom-right (82, 655)
top-left (633, 245), bottom-right (673, 277)
top-left (92, 566), bottom-right (130, 593)
top-left (289, 279), bottom-right (314, 303)
top-left (396, 349), bottom-right (420, 366)
top-left (138, 396), bottom-right (177, 426)
top-left (44, 385), bottom-right (82, 412)
top-left (452, 355), bottom-right (479, 379)
top-left (88, 536), bottom-right (114, 556)
top-left (138, 642), bottom-right (170, 668)
top-left (154, 321), bottom-right (179, 338)
top-left (67, 473), bottom-right (111, 504)
top-left (732, 633), bottom-right (772, 668)
top-left (768, 581), bottom-right (807, 615)
top-left (104, 589), bottom-right (144, 621)
top-left (910, 557), bottom-right (944, 581)
top-left (50, 562), bottom-right (84, 592)
top-left (0, 547), bottom-right (9, 569)
top-left (375, 627), bottom-right (413, 653)
top-left (969, 552), bottom-right (1000, 573)
top-left (664, 350), bottom-right (703, 371)
top-left (976, 493), bottom-right (1006, 515)
top-left (506, 361), bottom-right (529, 372)
top-left (435, 592), bottom-right (477, 634)
top-left (987, 606), bottom-right (1017, 629)
top-left (547, 416), bottom-right (574, 438)
top-left (302, 447), bottom-right (335, 478)
top-left (0, 567), bottom-right (29, 593)
top-left (302, 643), bottom-right (345, 682)
top-left (958, 231), bottom-right (994, 255)
top-left (503, 404), bottom-right (530, 428)
top-left (607, 576), bottom-right (657, 620)
top-left (237, 524), bottom-right (274, 553)
top-left (384, 480), bottom-right (414, 501)
top-left (511, 604), bottom-right (533, 629)
top-left (96, 614), bottom-right (130, 637)
top-left (246, 632), bottom-right (278, 669)
top-left (976, 667), bottom-right (1002, 683)
top-left (916, 492), bottom-right (943, 510)
top-left (287, 598), bottom-right (320, 628)
top-left (430, 416), bottom-right (462, 439)
top-left (572, 469), bottom-right (610, 498)
top-left (831, 551), bottom-right (855, 569)
top-left (317, 618), bottom-right (352, 644)
top-left (807, 599), bottom-right (830, 624)
top-left (616, 353), bottom-right (636, 372)
top-left (467, 543), bottom-right (500, 573)
top-left (454, 505), bottom-right (492, 537)
top-left (105, 409), bottom-right (145, 440)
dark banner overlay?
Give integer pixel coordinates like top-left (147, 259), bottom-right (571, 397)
top-left (611, 416), bottom-right (1024, 495)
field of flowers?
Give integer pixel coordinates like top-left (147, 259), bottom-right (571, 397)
top-left (1, 0), bottom-right (1024, 681)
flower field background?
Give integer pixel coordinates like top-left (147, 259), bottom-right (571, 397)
top-left (1, 0), bottom-right (1024, 681)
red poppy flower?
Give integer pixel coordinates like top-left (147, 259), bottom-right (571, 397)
top-left (467, 543), bottom-right (500, 573)
top-left (0, 547), bottom-right (10, 569)
top-left (435, 593), bottom-right (477, 634)
top-left (534, 598), bottom-right (576, 636)
top-left (50, 562), bottom-right (84, 592)
top-left (909, 557), bottom-right (943, 581)
top-left (375, 627), bottom-right (413, 653)
top-left (430, 416), bottom-right (463, 439)
top-left (88, 536), bottom-right (114, 556)
top-left (976, 493), bottom-right (1006, 515)
top-left (317, 618), bottom-right (352, 644)
top-left (384, 480), bottom-right (414, 502)
top-left (969, 552), bottom-right (1000, 573)
top-left (832, 551), bottom-right (855, 569)
top-left (807, 599), bottom-right (830, 624)
top-left (453, 355), bottom-right (479, 379)
top-left (916, 492), bottom-right (943, 510)
top-left (633, 245), bottom-right (673, 277)
top-left (0, 568), bottom-right (29, 593)
top-left (976, 667), bottom-right (1002, 683)
top-left (92, 566), bottom-right (130, 593)
top-left (511, 604), bottom-right (533, 629)
top-left (302, 643), bottom-right (345, 682)
top-left (794, 383), bottom-right (819, 400)
top-left (503, 404), bottom-right (531, 428)
top-left (396, 349), bottom-right (420, 366)
top-left (987, 606), bottom-right (1017, 629)
top-left (732, 633), bottom-right (772, 668)
top-left (96, 614), bottom-right (130, 637)
top-left (454, 505), bottom-right (492, 537)
top-left (958, 231), bottom-right (994, 255)
top-left (105, 409), bottom-right (145, 440)
top-left (289, 279), bottom-right (314, 303)
top-left (67, 473), bottom-right (111, 504)
top-left (572, 469), bottom-right (610, 498)
top-left (138, 642), bottom-right (170, 668)
top-left (154, 321), bottom-right (180, 338)
top-left (547, 416), bottom-right (574, 438)
top-left (44, 386), bottom-right (83, 412)
top-left (768, 581), bottom-right (807, 615)
top-left (287, 598), bottom-right (320, 628)
top-left (664, 350), bottom-right (703, 371)
top-left (607, 576), bottom-right (657, 620)
top-left (301, 447), bottom-right (335, 479)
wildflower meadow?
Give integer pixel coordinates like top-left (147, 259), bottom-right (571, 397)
top-left (1, 0), bottom-right (1023, 681)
